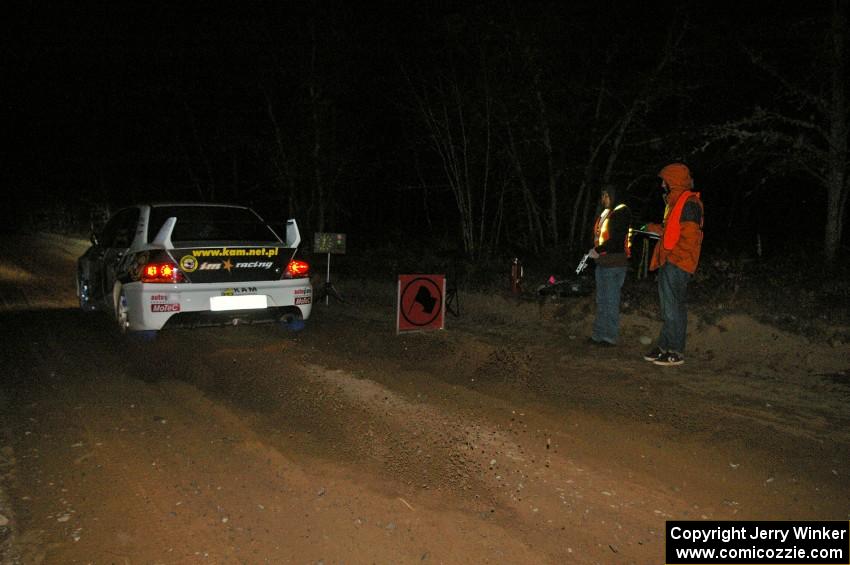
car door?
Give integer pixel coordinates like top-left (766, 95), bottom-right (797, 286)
top-left (98, 208), bottom-right (140, 308)
top-left (82, 212), bottom-right (121, 307)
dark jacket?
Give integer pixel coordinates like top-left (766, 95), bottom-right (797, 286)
top-left (594, 203), bottom-right (631, 268)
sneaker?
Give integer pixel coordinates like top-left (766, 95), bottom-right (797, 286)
top-left (643, 346), bottom-right (665, 362)
top-left (588, 337), bottom-right (615, 347)
top-left (653, 351), bottom-right (685, 366)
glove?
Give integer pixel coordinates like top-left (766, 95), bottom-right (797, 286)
top-left (588, 248), bottom-right (599, 259)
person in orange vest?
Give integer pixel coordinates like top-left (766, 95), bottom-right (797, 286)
top-left (642, 163), bottom-right (704, 366)
top-left (588, 186), bottom-right (632, 346)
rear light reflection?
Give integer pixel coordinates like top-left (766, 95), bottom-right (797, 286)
top-left (141, 262), bottom-right (185, 283)
top-left (285, 259), bottom-right (310, 278)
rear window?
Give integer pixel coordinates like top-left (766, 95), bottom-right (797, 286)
top-left (148, 206), bottom-right (279, 243)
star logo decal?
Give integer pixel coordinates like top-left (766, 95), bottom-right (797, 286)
top-left (222, 259), bottom-right (233, 272)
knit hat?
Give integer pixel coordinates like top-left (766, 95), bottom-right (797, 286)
top-left (658, 163), bottom-right (693, 192)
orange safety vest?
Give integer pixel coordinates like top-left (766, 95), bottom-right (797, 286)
top-left (649, 190), bottom-right (704, 273)
top-left (594, 204), bottom-right (631, 257)
top-left (663, 191), bottom-right (703, 250)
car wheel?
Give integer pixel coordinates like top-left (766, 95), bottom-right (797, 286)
top-left (279, 309), bottom-right (306, 332)
top-left (113, 284), bottom-right (158, 341)
top-left (77, 271), bottom-right (95, 311)
top-left (114, 284), bottom-right (159, 342)
top-left (114, 284), bottom-right (130, 334)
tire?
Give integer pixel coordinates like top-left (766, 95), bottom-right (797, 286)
top-left (114, 284), bottom-right (130, 334)
top-left (77, 271), bottom-right (95, 311)
top-left (279, 309), bottom-right (306, 332)
top-left (113, 283), bottom-right (158, 341)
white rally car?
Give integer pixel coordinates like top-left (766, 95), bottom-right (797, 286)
top-left (77, 203), bottom-right (312, 334)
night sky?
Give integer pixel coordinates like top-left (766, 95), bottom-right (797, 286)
top-left (5, 2), bottom-right (845, 257)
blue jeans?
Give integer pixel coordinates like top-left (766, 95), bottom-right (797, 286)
top-left (592, 266), bottom-right (627, 344)
top-left (657, 262), bottom-right (691, 353)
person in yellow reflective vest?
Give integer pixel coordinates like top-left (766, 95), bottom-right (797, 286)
top-left (588, 186), bottom-right (632, 346)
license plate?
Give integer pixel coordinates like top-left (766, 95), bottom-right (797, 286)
top-left (210, 295), bottom-right (268, 311)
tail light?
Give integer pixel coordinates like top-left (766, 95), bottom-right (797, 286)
top-left (284, 259), bottom-right (310, 279)
top-left (141, 262), bottom-right (185, 284)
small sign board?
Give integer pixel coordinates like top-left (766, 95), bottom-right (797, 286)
top-left (313, 232), bottom-right (347, 254)
top-left (397, 274), bottom-right (446, 334)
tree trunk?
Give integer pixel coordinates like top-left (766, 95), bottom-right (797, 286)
top-left (534, 84), bottom-right (558, 244)
top-left (825, 0), bottom-right (848, 261)
top-left (310, 80), bottom-right (325, 233)
top-left (184, 102), bottom-right (215, 202)
top-left (825, 184), bottom-right (843, 260)
top-left (264, 90), bottom-right (295, 219)
top-left (309, 29), bottom-right (326, 234)
top-left (408, 68), bottom-right (490, 259)
top-left (477, 76), bottom-right (493, 256)
top-left (568, 82), bottom-right (609, 250)
top-left (505, 122), bottom-right (545, 252)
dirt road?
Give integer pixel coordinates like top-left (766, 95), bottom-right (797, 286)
top-left (0, 234), bottom-right (848, 564)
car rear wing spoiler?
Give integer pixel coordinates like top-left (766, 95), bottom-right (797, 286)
top-left (152, 217), bottom-right (177, 249)
top-left (150, 216), bottom-right (302, 250)
top-left (285, 219), bottom-right (301, 248)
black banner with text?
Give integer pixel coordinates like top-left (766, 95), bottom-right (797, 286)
top-left (666, 521), bottom-right (849, 564)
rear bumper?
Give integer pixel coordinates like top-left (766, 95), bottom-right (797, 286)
top-left (122, 279), bottom-right (312, 331)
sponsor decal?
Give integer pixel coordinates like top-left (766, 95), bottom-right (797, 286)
top-left (199, 262), bottom-right (221, 270)
top-left (151, 303), bottom-right (180, 312)
top-left (190, 247), bottom-right (280, 258)
top-left (234, 261), bottom-right (273, 269)
top-left (293, 288), bottom-right (312, 295)
top-left (222, 287), bottom-right (258, 296)
top-left (179, 255), bottom-right (198, 273)
top-left (295, 297), bottom-right (312, 305)
top-left (150, 294), bottom-right (168, 303)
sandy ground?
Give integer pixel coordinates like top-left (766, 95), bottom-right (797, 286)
top-left (0, 233), bottom-right (847, 564)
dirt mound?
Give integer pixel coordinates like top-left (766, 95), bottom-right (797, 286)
top-left (692, 314), bottom-right (848, 375)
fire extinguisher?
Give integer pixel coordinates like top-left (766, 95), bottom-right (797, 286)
top-left (510, 257), bottom-right (523, 295)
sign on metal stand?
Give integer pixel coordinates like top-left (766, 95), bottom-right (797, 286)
top-left (396, 274), bottom-right (446, 334)
top-left (313, 232), bottom-right (346, 304)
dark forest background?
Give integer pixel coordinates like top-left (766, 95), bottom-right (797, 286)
top-left (4, 1), bottom-right (849, 272)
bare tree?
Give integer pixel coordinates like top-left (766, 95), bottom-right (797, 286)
top-left (263, 88), bottom-right (297, 219)
top-left (407, 63), bottom-right (495, 259)
top-left (183, 101), bottom-right (216, 201)
top-left (526, 52), bottom-right (560, 245)
top-left (308, 29), bottom-right (327, 234)
top-left (567, 18), bottom-right (687, 250)
top-left (702, 1), bottom-right (848, 261)
top-left (504, 119), bottom-right (546, 253)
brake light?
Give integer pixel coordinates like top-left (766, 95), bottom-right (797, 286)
top-left (141, 262), bottom-right (185, 283)
top-left (285, 259), bottom-right (310, 278)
